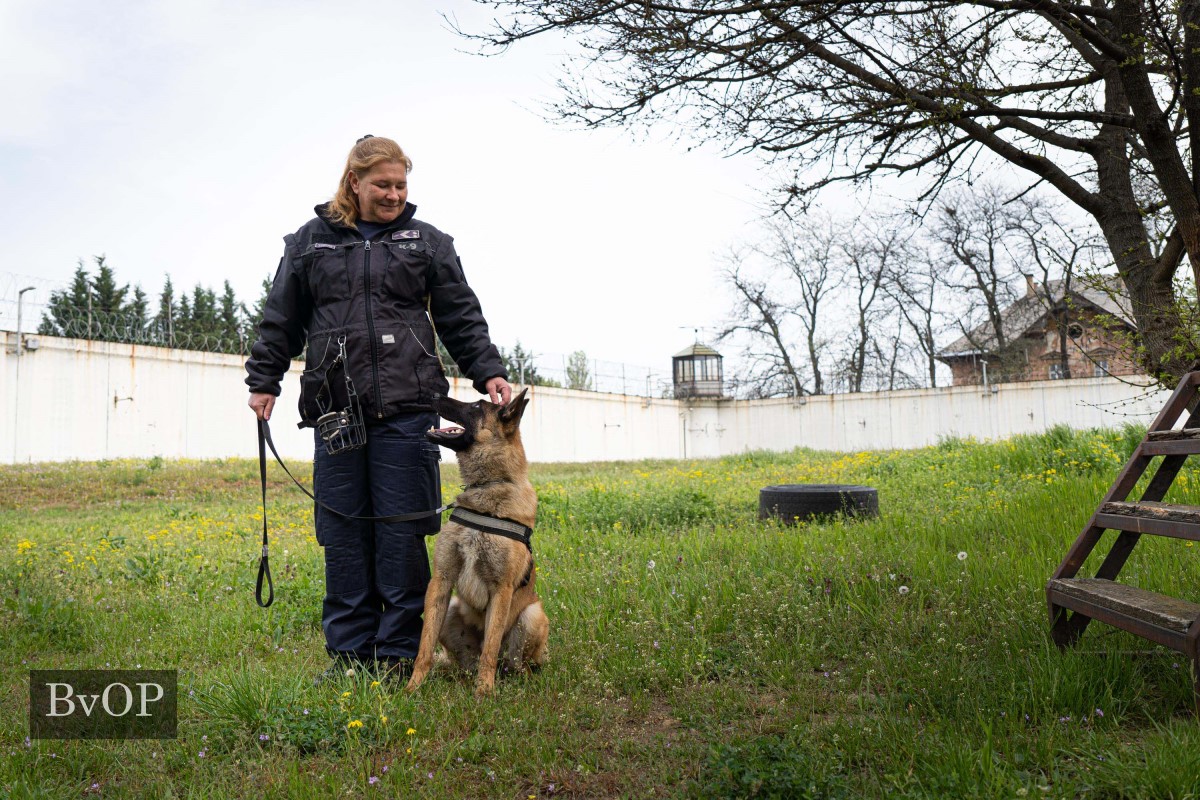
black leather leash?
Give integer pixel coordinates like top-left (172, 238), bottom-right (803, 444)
top-left (255, 417), bottom-right (453, 607)
top-left (254, 418), bottom-right (535, 608)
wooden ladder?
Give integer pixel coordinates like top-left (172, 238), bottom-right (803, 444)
top-left (1047, 371), bottom-right (1200, 713)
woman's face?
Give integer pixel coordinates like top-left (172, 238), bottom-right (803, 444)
top-left (350, 161), bottom-right (408, 224)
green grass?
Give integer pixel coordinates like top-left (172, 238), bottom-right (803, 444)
top-left (5, 424), bottom-right (1200, 797)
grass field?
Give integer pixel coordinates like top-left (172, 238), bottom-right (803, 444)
top-left (5, 425), bottom-right (1200, 798)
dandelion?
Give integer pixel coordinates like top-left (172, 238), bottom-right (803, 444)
top-left (348, 720), bottom-right (364, 729)
top-left (406, 727), bottom-right (416, 735)
top-left (370, 680), bottom-right (381, 688)
top-left (957, 551), bottom-right (968, 561)
top-left (647, 559), bottom-right (656, 570)
top-left (898, 586), bottom-right (910, 595)
top-left (381, 715), bottom-right (388, 724)
top-left (342, 691), bottom-right (352, 698)
top-left (345, 668), bottom-right (356, 677)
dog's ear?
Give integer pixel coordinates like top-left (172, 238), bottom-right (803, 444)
top-left (498, 388), bottom-right (530, 427)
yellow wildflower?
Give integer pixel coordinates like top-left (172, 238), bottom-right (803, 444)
top-left (406, 727), bottom-right (416, 735)
top-left (347, 719), bottom-right (363, 729)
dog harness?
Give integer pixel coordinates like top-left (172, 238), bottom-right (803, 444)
top-left (448, 507), bottom-right (535, 588)
top-left (254, 418), bottom-right (535, 606)
top-left (448, 507), bottom-right (533, 551)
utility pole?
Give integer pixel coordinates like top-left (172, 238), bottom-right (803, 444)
top-left (13, 285), bottom-right (36, 463)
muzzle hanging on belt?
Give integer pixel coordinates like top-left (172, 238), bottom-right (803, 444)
top-left (314, 335), bottom-right (366, 456)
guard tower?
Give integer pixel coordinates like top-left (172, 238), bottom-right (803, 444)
top-left (672, 343), bottom-right (724, 399)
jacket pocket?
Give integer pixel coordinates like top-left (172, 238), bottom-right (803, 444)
top-left (381, 240), bottom-right (431, 303)
top-left (374, 311), bottom-right (446, 412)
top-left (299, 330), bottom-right (348, 423)
top-left (303, 244), bottom-right (353, 303)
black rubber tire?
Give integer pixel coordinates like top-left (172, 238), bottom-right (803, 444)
top-left (758, 484), bottom-right (879, 524)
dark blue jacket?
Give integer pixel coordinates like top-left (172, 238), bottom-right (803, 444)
top-left (245, 203), bottom-right (506, 426)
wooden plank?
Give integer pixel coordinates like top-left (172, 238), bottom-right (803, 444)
top-left (1101, 501), bottom-right (1200, 524)
top-left (1142, 439), bottom-right (1200, 456)
top-left (1093, 513), bottom-right (1200, 541)
top-left (1048, 578), bottom-right (1200, 633)
top-left (1146, 428), bottom-right (1200, 441)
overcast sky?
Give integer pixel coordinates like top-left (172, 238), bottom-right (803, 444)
top-left (0, 0), bottom-right (790, 383)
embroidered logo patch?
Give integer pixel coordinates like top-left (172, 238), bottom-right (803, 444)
top-left (392, 230), bottom-right (420, 240)
top-left (381, 334), bottom-right (395, 344)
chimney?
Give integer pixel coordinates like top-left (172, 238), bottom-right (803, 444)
top-left (1023, 273), bottom-right (1037, 297)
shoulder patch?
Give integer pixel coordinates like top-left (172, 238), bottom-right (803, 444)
top-left (392, 230), bottom-right (420, 240)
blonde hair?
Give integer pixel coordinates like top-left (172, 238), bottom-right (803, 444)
top-left (325, 136), bottom-right (413, 227)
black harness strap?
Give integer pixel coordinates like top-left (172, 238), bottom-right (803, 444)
top-left (448, 507), bottom-right (533, 551)
top-left (448, 507), bottom-right (535, 588)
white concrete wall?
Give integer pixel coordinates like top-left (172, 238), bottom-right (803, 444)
top-left (0, 331), bottom-right (1173, 465)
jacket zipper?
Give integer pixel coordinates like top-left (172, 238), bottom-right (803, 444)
top-left (362, 239), bottom-right (384, 418)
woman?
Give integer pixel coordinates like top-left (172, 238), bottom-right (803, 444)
top-left (245, 135), bottom-right (511, 680)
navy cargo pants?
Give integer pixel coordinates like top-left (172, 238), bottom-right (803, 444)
top-left (313, 411), bottom-right (441, 662)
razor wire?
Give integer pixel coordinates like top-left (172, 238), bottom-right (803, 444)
top-left (3, 280), bottom-right (682, 397)
top-left (3, 296), bottom-right (253, 355)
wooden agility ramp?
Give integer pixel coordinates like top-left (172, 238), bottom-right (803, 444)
top-left (1047, 371), bottom-right (1200, 712)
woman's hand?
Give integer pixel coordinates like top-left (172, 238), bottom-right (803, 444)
top-left (249, 392), bottom-right (276, 421)
top-left (486, 377), bottom-right (512, 405)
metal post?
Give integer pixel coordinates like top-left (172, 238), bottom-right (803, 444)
top-left (13, 285), bottom-right (36, 463)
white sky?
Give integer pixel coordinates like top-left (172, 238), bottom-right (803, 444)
top-left (0, 0), bottom-right (787, 379)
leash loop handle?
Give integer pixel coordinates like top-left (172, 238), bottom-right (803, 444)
top-left (256, 418), bottom-right (275, 608)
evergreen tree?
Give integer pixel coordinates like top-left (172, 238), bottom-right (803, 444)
top-left (436, 337), bottom-right (463, 378)
top-left (39, 262), bottom-right (93, 337)
top-left (499, 340), bottom-right (559, 386)
top-left (156, 276), bottom-right (176, 346)
top-left (219, 280), bottom-right (247, 353)
top-left (90, 255), bottom-right (128, 314)
top-left (125, 286), bottom-right (149, 341)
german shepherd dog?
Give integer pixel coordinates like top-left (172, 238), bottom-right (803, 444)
top-left (406, 389), bottom-right (549, 696)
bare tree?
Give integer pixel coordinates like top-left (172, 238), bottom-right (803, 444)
top-left (717, 218), bottom-right (839, 396)
top-left (716, 253), bottom-right (806, 398)
top-left (932, 184), bottom-right (1024, 375)
top-left (838, 225), bottom-right (906, 392)
top-left (882, 238), bottom-right (944, 388)
top-left (771, 218), bottom-right (838, 395)
top-left (461, 1), bottom-right (1200, 381)
top-left (1007, 196), bottom-right (1107, 380)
